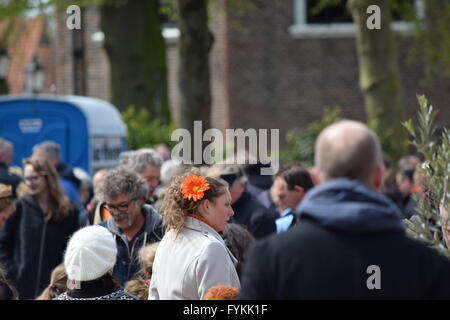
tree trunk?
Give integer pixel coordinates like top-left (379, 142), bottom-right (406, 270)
top-left (348, 0), bottom-right (407, 160)
top-left (101, 0), bottom-right (170, 124)
top-left (414, 0), bottom-right (450, 82)
top-left (177, 0), bottom-right (213, 134)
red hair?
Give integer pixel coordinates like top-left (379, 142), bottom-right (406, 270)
top-left (202, 285), bottom-right (239, 300)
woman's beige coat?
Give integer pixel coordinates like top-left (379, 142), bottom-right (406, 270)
top-left (148, 217), bottom-right (240, 300)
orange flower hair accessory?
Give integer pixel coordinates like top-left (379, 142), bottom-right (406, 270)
top-left (181, 175), bottom-right (210, 202)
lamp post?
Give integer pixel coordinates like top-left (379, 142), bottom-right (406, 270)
top-left (24, 56), bottom-right (45, 94)
top-left (0, 48), bottom-right (9, 94)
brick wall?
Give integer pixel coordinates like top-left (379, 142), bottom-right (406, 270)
top-left (6, 18), bottom-right (44, 94)
top-left (83, 5), bottom-right (111, 101)
top-left (54, 10), bottom-right (73, 95)
top-left (215, 0), bottom-right (450, 146)
top-left (54, 6), bottom-right (111, 101)
top-left (50, 1), bottom-right (450, 142)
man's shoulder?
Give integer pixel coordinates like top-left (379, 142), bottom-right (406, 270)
top-left (142, 204), bottom-right (162, 224)
top-left (255, 189), bottom-right (271, 205)
top-left (143, 203), bottom-right (160, 214)
top-left (142, 204), bottom-right (163, 240)
top-left (401, 236), bottom-right (450, 265)
top-left (243, 192), bottom-right (274, 219)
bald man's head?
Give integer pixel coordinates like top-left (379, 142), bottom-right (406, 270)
top-left (315, 120), bottom-right (383, 187)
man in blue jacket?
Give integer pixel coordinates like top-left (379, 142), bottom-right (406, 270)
top-left (97, 166), bottom-right (163, 286)
top-left (239, 120), bottom-right (450, 299)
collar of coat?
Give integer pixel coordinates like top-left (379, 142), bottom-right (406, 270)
top-left (184, 216), bottom-right (239, 267)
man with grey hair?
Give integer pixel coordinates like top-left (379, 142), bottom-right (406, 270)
top-left (98, 166), bottom-right (163, 285)
top-left (32, 141), bottom-right (81, 203)
top-left (126, 148), bottom-right (163, 202)
top-left (88, 168), bottom-right (110, 225)
top-left (0, 138), bottom-right (21, 198)
top-left (239, 120), bottom-right (450, 299)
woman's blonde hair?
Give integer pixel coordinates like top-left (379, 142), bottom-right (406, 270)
top-left (139, 242), bottom-right (160, 278)
top-left (36, 263), bottom-right (67, 300)
top-left (23, 157), bottom-right (73, 223)
top-left (161, 168), bottom-right (228, 234)
top-left (124, 278), bottom-right (149, 300)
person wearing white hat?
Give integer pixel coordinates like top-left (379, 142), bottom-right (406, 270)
top-left (54, 225), bottom-right (137, 300)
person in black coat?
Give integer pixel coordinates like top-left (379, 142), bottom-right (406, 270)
top-left (273, 164), bottom-right (314, 233)
top-left (384, 156), bottom-right (421, 220)
top-left (209, 164), bottom-right (276, 240)
top-left (239, 120), bottom-right (450, 299)
top-left (0, 138), bottom-right (21, 199)
top-left (0, 157), bottom-right (79, 299)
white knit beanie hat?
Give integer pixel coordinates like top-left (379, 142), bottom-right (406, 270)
top-left (64, 225), bottom-right (117, 282)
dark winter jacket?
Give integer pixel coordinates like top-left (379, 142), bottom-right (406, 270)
top-left (56, 162), bottom-right (80, 189)
top-left (100, 204), bottom-right (163, 286)
top-left (239, 178), bottom-right (450, 299)
top-left (0, 162), bottom-right (22, 198)
top-left (232, 191), bottom-right (276, 240)
top-left (55, 162), bottom-right (86, 226)
top-left (385, 187), bottom-right (417, 219)
top-left (0, 195), bottom-right (79, 299)
top-left (256, 189), bottom-right (280, 221)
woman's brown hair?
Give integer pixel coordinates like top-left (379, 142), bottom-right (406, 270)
top-left (23, 157), bottom-right (73, 223)
top-left (161, 168), bottom-right (228, 234)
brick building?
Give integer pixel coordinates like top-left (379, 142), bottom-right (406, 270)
top-left (6, 0), bottom-right (449, 147)
top-left (211, 0), bottom-right (450, 142)
top-left (1, 17), bottom-right (55, 95)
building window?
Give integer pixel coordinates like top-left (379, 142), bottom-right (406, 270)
top-left (289, 0), bottom-right (425, 38)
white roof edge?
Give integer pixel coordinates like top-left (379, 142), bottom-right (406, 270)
top-left (0, 94), bottom-right (127, 136)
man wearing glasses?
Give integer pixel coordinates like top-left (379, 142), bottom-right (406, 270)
top-left (97, 166), bottom-right (163, 286)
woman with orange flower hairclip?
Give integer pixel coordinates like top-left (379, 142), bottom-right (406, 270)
top-left (148, 169), bottom-right (240, 300)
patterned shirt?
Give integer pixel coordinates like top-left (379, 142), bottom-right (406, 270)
top-left (53, 290), bottom-right (137, 300)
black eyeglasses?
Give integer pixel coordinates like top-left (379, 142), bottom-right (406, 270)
top-left (104, 198), bottom-right (136, 212)
top-left (24, 175), bottom-right (42, 182)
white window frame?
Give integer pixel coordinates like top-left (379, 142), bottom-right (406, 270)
top-left (289, 0), bottom-right (425, 39)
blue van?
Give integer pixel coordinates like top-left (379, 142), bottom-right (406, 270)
top-left (0, 94), bottom-right (127, 174)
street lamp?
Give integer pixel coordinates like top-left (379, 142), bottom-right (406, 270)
top-left (0, 48), bottom-right (9, 94)
top-left (0, 48), bottom-right (9, 79)
top-left (24, 55), bottom-right (45, 94)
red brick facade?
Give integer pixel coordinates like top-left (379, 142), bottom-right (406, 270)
top-left (54, 6), bottom-right (110, 101)
top-left (213, 0), bottom-right (450, 144)
top-left (8, 1), bottom-right (448, 146)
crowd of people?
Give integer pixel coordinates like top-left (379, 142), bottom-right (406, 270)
top-left (0, 119), bottom-right (449, 300)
